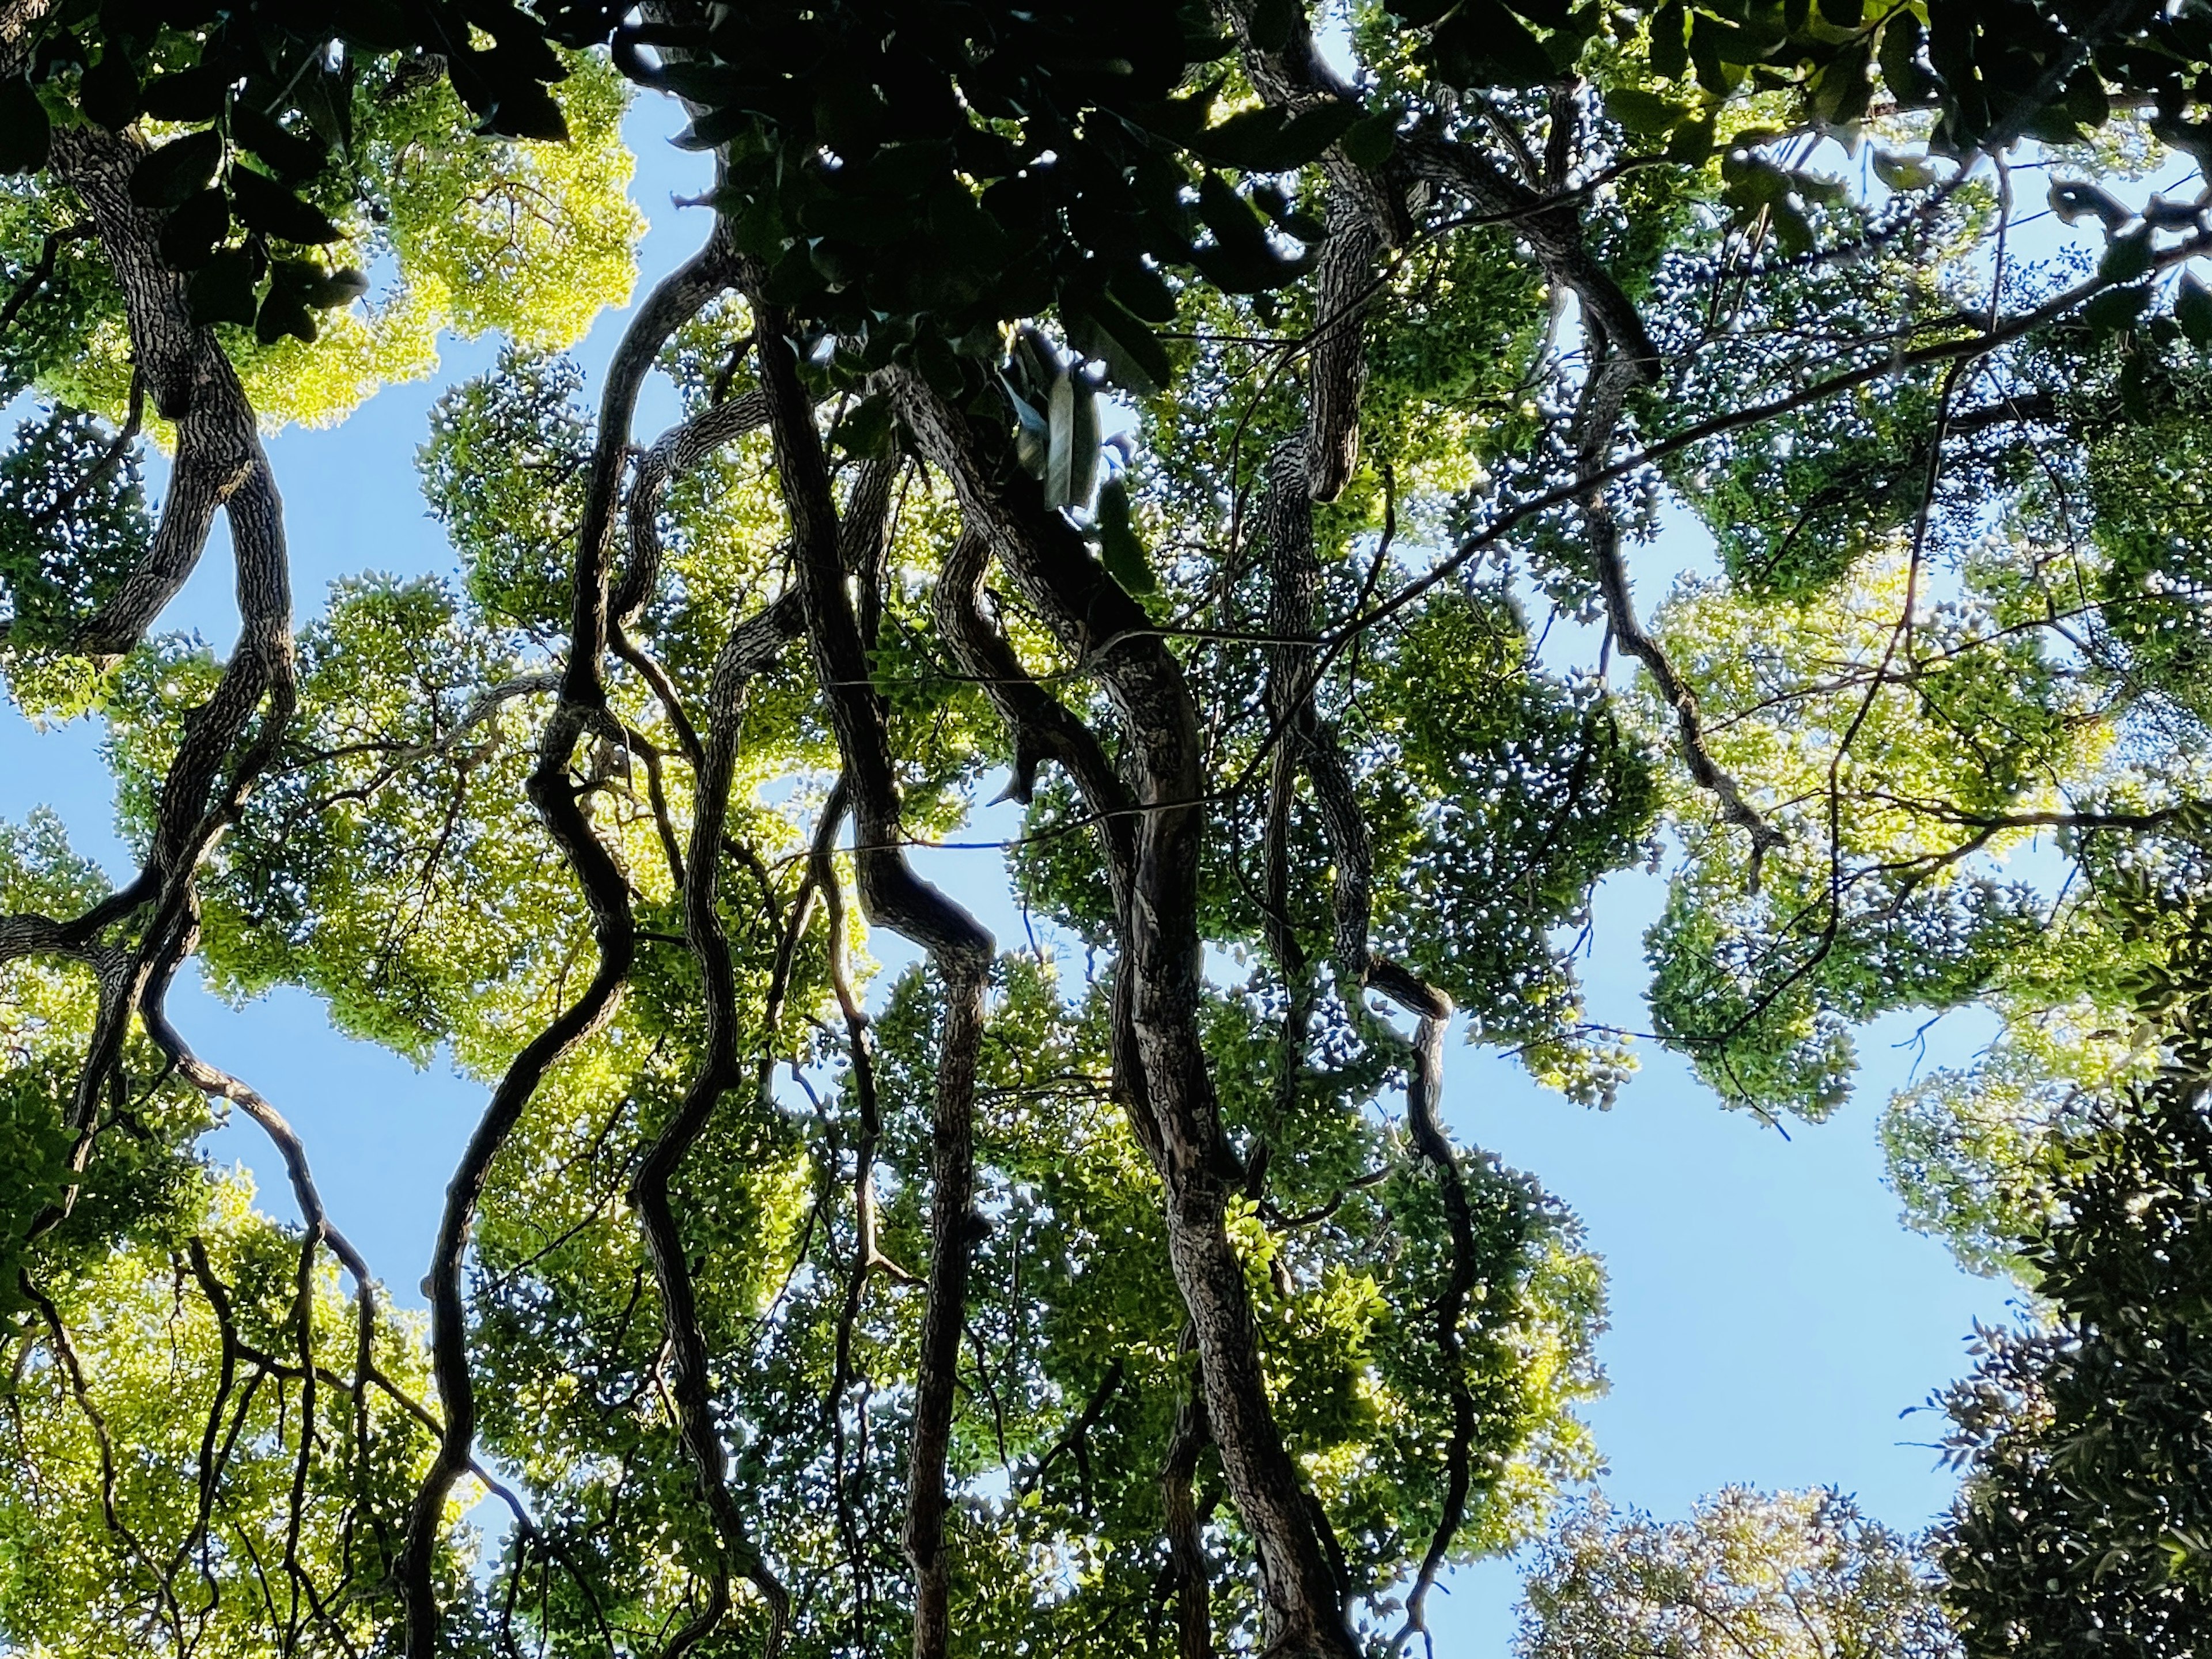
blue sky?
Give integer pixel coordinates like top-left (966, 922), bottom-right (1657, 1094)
top-left (0, 89), bottom-right (2019, 1650)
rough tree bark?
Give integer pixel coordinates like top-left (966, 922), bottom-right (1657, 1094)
top-left (892, 373), bottom-right (1359, 1659)
top-left (747, 298), bottom-right (995, 1659)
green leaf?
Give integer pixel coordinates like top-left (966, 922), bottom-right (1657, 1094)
top-left (272, 259), bottom-right (370, 310)
top-left (79, 50), bottom-right (139, 131)
top-left (1720, 147), bottom-right (1790, 207)
top-left (28, 29), bottom-right (86, 84)
top-left (1190, 171), bottom-right (1310, 294)
top-left (2082, 285), bottom-right (2149, 337)
top-left (2100, 228), bottom-right (2153, 285)
top-left (1809, 40), bottom-right (1874, 126)
top-left (1188, 101), bottom-right (1365, 172)
top-left (1607, 86), bottom-right (1685, 136)
top-left (1870, 149), bottom-right (1937, 191)
top-left (1429, 0), bottom-right (1558, 88)
top-left (1687, 16), bottom-right (1742, 93)
top-left (1010, 327), bottom-right (1060, 399)
top-left (332, 0), bottom-right (413, 53)
top-left (1877, 10), bottom-right (1930, 102)
top-left (187, 249), bottom-right (259, 328)
top-left (2175, 271), bottom-right (2212, 348)
top-left (157, 187), bottom-right (230, 271)
top-left (2021, 105), bottom-right (2088, 147)
top-left (1665, 115), bottom-right (1715, 164)
top-left (2063, 66), bottom-right (2110, 132)
top-left (481, 77), bottom-right (570, 143)
top-left (229, 166), bottom-right (340, 244)
top-left (1096, 476), bottom-right (1158, 594)
top-left (231, 107), bottom-right (328, 184)
top-left (138, 63), bottom-right (232, 123)
top-left (297, 62), bottom-right (355, 159)
top-left (1769, 199), bottom-right (1814, 256)
top-left (130, 129), bottom-right (223, 210)
top-left (1069, 294), bottom-right (1174, 397)
top-left (831, 394), bottom-right (897, 459)
top-left (671, 103), bottom-right (755, 151)
top-left (1250, 0), bottom-right (1300, 52)
top-left (1649, 0), bottom-right (1689, 82)
top-left (1339, 111), bottom-right (1397, 170)
top-left (1003, 377), bottom-right (1050, 476)
top-left (1108, 262), bottom-right (1179, 325)
top-left (0, 76), bottom-right (51, 174)
top-left (255, 279), bottom-right (319, 346)
top-left (1045, 368), bottom-right (1078, 509)
top-left (1503, 0), bottom-right (1572, 31)
top-left (1068, 376), bottom-right (1100, 509)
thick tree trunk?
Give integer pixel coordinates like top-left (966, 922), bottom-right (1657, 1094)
top-left (892, 374), bottom-right (1358, 1659)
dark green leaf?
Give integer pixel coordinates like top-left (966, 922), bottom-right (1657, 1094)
top-left (255, 281), bottom-right (317, 345)
top-left (1877, 10), bottom-right (1931, 103)
top-left (229, 166), bottom-right (340, 244)
top-left (2064, 67), bottom-right (2111, 131)
top-left (1768, 199), bottom-right (1813, 255)
top-left (2100, 228), bottom-right (2153, 285)
top-left (1430, 0), bottom-right (1558, 88)
top-left (1188, 101), bottom-right (1365, 172)
top-left (1607, 86), bottom-right (1685, 136)
top-left (79, 50), bottom-right (139, 131)
top-left (2082, 285), bottom-right (2149, 336)
top-left (157, 186), bottom-right (229, 271)
top-left (1650, 0), bottom-right (1689, 82)
top-left (1503, 0), bottom-right (1571, 31)
top-left (1108, 262), bottom-right (1179, 324)
top-left (2154, 117), bottom-right (2212, 169)
top-left (1809, 41), bottom-right (1874, 126)
top-left (271, 259), bottom-right (369, 309)
top-left (332, 0), bottom-right (414, 53)
top-left (1190, 171), bottom-right (1310, 293)
top-left (1068, 293), bottom-right (1173, 396)
top-left (1687, 16), bottom-right (1741, 93)
top-left (0, 76), bottom-right (51, 174)
top-left (232, 107), bottom-right (327, 183)
top-left (831, 395), bottom-right (898, 459)
top-left (1665, 114), bottom-right (1715, 164)
top-left (187, 249), bottom-right (259, 328)
top-left (1096, 476), bottom-right (1158, 594)
top-left (1338, 110), bottom-right (1398, 169)
top-left (130, 129), bottom-right (222, 209)
top-left (481, 77), bottom-right (570, 142)
top-left (2177, 271), bottom-right (2212, 348)
top-left (297, 62), bottom-right (355, 158)
top-left (671, 103), bottom-right (755, 151)
top-left (1250, 0), bottom-right (1300, 52)
top-left (139, 63), bottom-right (231, 123)
top-left (2021, 105), bottom-right (2088, 146)
top-left (810, 238), bottom-right (863, 288)
top-left (29, 31), bottom-right (85, 84)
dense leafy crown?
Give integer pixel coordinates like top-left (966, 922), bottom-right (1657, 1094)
top-left (6, 0), bottom-right (2212, 1653)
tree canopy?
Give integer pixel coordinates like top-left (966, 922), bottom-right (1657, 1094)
top-left (6, 0), bottom-right (2212, 1652)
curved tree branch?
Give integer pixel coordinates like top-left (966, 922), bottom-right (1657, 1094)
top-left (748, 302), bottom-right (994, 1659)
